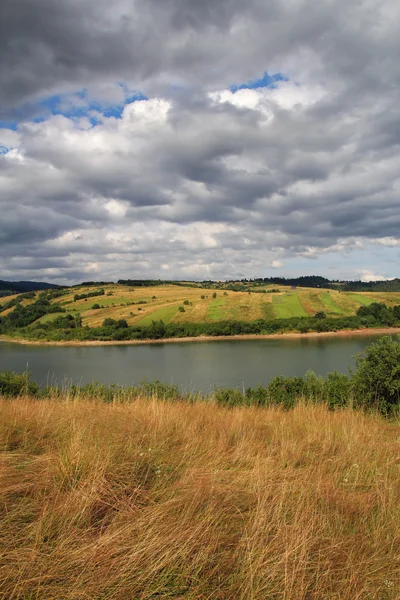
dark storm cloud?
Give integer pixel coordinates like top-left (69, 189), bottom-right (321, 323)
top-left (2, 0), bottom-right (398, 114)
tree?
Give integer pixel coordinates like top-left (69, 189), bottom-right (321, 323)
top-left (351, 336), bottom-right (400, 414)
top-left (314, 311), bottom-right (326, 319)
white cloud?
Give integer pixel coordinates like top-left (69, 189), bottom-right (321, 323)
top-left (358, 270), bottom-right (395, 282)
top-left (270, 260), bottom-right (284, 269)
top-left (1, 0), bottom-right (400, 282)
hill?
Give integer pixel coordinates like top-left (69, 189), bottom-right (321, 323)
top-left (0, 279), bottom-right (63, 297)
top-left (1, 282), bottom-right (400, 341)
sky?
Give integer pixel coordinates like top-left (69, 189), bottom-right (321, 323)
top-left (0, 0), bottom-right (399, 284)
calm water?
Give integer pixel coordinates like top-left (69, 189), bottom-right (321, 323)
top-left (0, 334), bottom-right (391, 393)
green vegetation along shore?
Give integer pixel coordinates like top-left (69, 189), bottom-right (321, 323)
top-left (2, 336), bottom-right (400, 415)
top-left (1, 337), bottom-right (400, 599)
top-left (1, 283), bottom-right (400, 343)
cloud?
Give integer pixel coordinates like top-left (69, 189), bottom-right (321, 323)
top-left (0, 0), bottom-right (399, 282)
top-left (358, 270), bottom-right (395, 283)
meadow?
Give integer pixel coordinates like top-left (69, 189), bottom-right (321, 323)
top-left (1, 393), bottom-right (399, 599)
top-left (3, 283), bottom-right (400, 330)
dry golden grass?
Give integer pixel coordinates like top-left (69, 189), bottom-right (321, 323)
top-left (0, 298), bottom-right (13, 309)
top-left (297, 289), bottom-right (329, 315)
top-left (1, 396), bottom-right (400, 599)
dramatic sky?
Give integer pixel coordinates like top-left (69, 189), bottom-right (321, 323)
top-left (1, 0), bottom-right (399, 283)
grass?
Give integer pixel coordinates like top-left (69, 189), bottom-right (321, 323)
top-left (136, 303), bottom-right (180, 326)
top-left (348, 293), bottom-right (377, 307)
top-left (272, 292), bottom-right (309, 318)
top-left (1, 395), bottom-right (399, 599)
top-left (207, 298), bottom-right (227, 320)
top-left (320, 291), bottom-right (345, 315)
top-left (262, 297), bottom-right (275, 320)
top-left (296, 289), bottom-right (329, 315)
top-left (34, 311), bottom-right (75, 324)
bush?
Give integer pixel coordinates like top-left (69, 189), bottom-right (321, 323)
top-left (266, 375), bottom-right (305, 409)
top-left (326, 371), bottom-right (351, 409)
top-left (351, 335), bottom-right (400, 414)
top-left (214, 387), bottom-right (247, 407)
top-left (314, 311), bottom-right (326, 319)
top-left (0, 371), bottom-right (39, 397)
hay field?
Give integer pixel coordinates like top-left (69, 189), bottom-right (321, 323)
top-left (1, 395), bottom-right (399, 599)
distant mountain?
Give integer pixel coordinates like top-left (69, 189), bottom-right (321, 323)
top-left (0, 280), bottom-right (64, 296)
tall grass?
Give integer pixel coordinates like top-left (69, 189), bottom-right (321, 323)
top-left (1, 395), bottom-right (399, 599)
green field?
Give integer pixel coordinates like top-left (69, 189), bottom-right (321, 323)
top-left (207, 298), bottom-right (227, 320)
top-left (34, 312), bottom-right (72, 324)
top-left (136, 303), bottom-right (180, 326)
top-left (320, 291), bottom-right (344, 315)
top-left (347, 293), bottom-right (377, 307)
top-left (272, 292), bottom-right (308, 318)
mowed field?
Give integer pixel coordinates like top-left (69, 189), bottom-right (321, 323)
top-left (2, 284), bottom-right (400, 327)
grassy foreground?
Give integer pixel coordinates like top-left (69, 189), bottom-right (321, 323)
top-left (1, 396), bottom-right (400, 599)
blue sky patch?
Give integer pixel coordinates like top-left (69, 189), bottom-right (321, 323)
top-left (230, 72), bottom-right (288, 93)
top-left (0, 86), bottom-right (148, 130)
top-left (0, 120), bottom-right (18, 131)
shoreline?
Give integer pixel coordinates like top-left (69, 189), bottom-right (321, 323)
top-left (1, 327), bottom-right (400, 347)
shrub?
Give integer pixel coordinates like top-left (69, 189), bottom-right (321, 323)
top-left (103, 318), bottom-right (117, 327)
top-left (351, 335), bottom-right (400, 414)
top-left (214, 387), bottom-right (247, 407)
top-left (266, 376), bottom-right (305, 409)
top-left (314, 311), bottom-right (327, 319)
top-left (0, 371), bottom-right (39, 397)
top-left (326, 371), bottom-right (351, 409)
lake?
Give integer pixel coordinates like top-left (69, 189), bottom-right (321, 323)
top-left (0, 333), bottom-right (392, 393)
